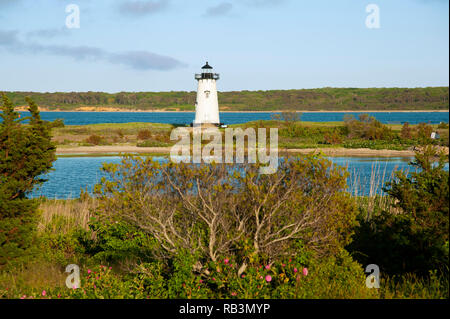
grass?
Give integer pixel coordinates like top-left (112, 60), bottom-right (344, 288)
top-left (37, 197), bottom-right (96, 235)
top-left (51, 120), bottom-right (449, 154)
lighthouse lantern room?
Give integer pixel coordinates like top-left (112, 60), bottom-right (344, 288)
top-left (193, 62), bottom-right (220, 127)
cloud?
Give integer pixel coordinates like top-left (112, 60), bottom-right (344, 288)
top-left (118, 0), bottom-right (169, 16)
top-left (0, 29), bottom-right (185, 71)
top-left (26, 27), bottom-right (71, 39)
top-left (109, 51), bottom-right (186, 70)
top-left (0, 0), bottom-right (20, 8)
top-left (243, 0), bottom-right (285, 7)
top-left (0, 29), bottom-right (18, 45)
top-left (204, 2), bottom-right (233, 17)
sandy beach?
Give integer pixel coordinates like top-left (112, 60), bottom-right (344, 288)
top-left (56, 145), bottom-right (449, 157)
top-left (15, 106), bottom-right (449, 113)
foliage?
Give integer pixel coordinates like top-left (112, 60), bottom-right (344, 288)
top-left (84, 134), bottom-right (104, 145)
top-left (344, 114), bottom-right (393, 141)
top-left (0, 94), bottom-right (56, 264)
top-left (46, 118), bottom-right (65, 128)
top-left (2, 87), bottom-right (448, 111)
top-left (93, 155), bottom-right (358, 278)
top-left (348, 146), bottom-right (449, 276)
top-left (137, 129), bottom-right (152, 140)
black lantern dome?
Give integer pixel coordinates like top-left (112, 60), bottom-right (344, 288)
top-left (195, 61), bottom-right (220, 80)
top-left (202, 62), bottom-right (213, 69)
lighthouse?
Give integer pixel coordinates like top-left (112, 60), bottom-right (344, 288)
top-left (193, 62), bottom-right (220, 127)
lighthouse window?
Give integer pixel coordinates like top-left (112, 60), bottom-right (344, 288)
top-left (204, 90), bottom-right (210, 98)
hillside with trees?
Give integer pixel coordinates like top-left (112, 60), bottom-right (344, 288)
top-left (2, 87), bottom-right (448, 111)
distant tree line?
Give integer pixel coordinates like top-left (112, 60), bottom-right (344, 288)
top-left (1, 87), bottom-right (448, 111)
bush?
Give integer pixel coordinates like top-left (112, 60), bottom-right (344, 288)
top-left (437, 122), bottom-right (449, 129)
top-left (348, 146), bottom-right (449, 276)
top-left (344, 114), bottom-right (393, 141)
top-left (93, 154), bottom-right (358, 281)
top-left (137, 129), bottom-right (152, 140)
top-left (84, 134), bottom-right (103, 145)
top-left (47, 118), bottom-right (65, 128)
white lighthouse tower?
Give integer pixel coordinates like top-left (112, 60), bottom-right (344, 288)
top-left (193, 62), bottom-right (220, 126)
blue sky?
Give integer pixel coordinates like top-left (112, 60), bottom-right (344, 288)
top-left (0, 0), bottom-right (448, 92)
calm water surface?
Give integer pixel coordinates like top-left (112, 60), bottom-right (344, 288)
top-left (31, 156), bottom-right (449, 199)
top-left (17, 111), bottom-right (449, 125)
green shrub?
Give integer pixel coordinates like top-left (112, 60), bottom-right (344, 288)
top-left (47, 118), bottom-right (65, 128)
top-left (348, 146), bottom-right (449, 276)
top-left (77, 218), bottom-right (158, 264)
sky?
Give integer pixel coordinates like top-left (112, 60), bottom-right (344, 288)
top-left (0, 0), bottom-right (448, 93)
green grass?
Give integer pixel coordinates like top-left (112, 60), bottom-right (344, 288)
top-left (51, 120), bottom-right (448, 152)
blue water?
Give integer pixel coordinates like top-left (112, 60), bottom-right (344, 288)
top-left (16, 111), bottom-right (449, 125)
top-left (31, 156), bottom-right (448, 199)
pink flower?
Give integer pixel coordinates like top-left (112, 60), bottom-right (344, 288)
top-left (241, 274), bottom-right (245, 278)
top-left (259, 276), bottom-right (263, 279)
top-left (231, 292), bottom-right (237, 296)
top-left (265, 265), bottom-right (270, 270)
top-left (224, 258), bottom-right (229, 264)
top-left (93, 285), bottom-right (97, 289)
top-left (199, 279), bottom-right (203, 283)
top-left (303, 268), bottom-right (308, 276)
top-left (282, 263), bottom-right (286, 267)
top-left (87, 269), bottom-right (92, 274)
top-left (294, 268), bottom-right (298, 273)
top-left (212, 277), bottom-right (216, 281)
top-left (265, 275), bottom-right (272, 282)
top-left (20, 295), bottom-right (26, 299)
top-left (109, 267), bottom-right (112, 270)
top-left (42, 290), bottom-right (46, 297)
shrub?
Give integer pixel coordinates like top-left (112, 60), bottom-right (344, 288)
top-left (416, 123), bottom-right (433, 145)
top-left (348, 146), bottom-right (449, 276)
top-left (85, 134), bottom-right (103, 145)
top-left (400, 122), bottom-right (413, 140)
top-left (47, 118), bottom-right (65, 128)
top-left (93, 154), bottom-right (358, 279)
top-left (137, 129), bottom-right (152, 140)
top-left (323, 131), bottom-right (343, 145)
top-left (437, 122), bottom-right (449, 129)
top-left (344, 114), bottom-right (393, 141)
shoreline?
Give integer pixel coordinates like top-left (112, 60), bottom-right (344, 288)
top-left (55, 146), bottom-right (448, 157)
top-left (16, 108), bottom-right (449, 113)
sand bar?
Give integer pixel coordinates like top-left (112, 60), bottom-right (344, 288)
top-left (56, 146), bottom-right (449, 157)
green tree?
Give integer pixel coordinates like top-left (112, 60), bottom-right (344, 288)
top-left (0, 94), bottom-right (56, 264)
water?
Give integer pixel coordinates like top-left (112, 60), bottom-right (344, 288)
top-left (16, 111), bottom-right (449, 125)
top-left (31, 156), bottom-right (448, 199)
